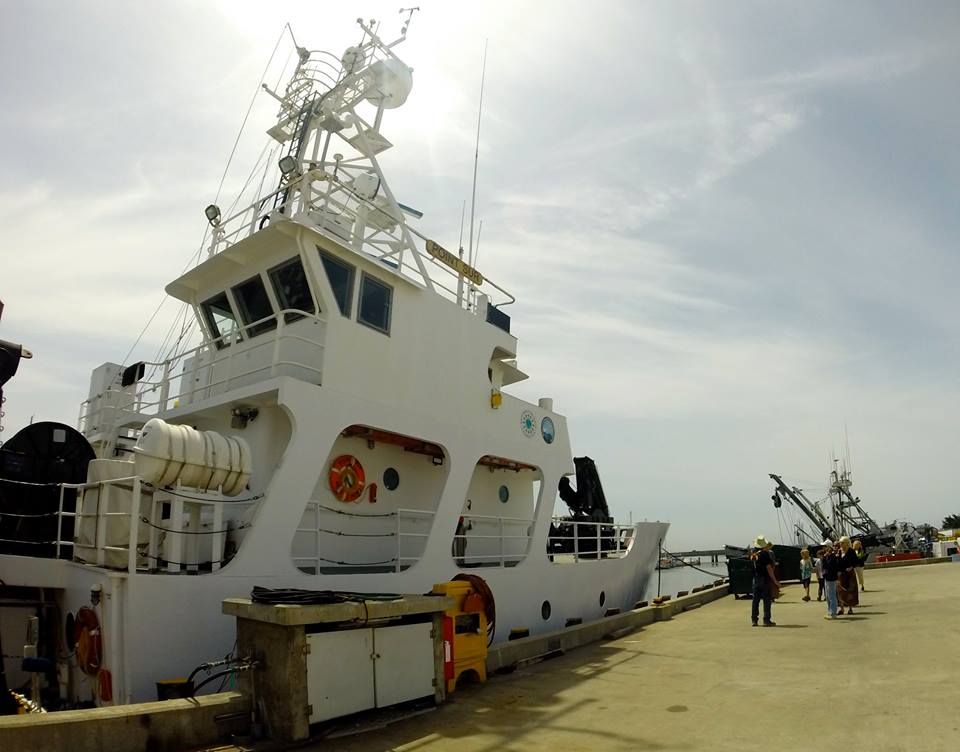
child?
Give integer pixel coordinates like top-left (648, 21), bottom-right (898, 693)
top-left (814, 548), bottom-right (825, 601)
top-left (821, 543), bottom-right (840, 619)
top-left (799, 548), bottom-right (813, 601)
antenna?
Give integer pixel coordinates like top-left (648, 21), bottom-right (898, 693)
top-left (399, 7), bottom-right (420, 37)
top-left (456, 200), bottom-right (466, 305)
top-left (467, 39), bottom-right (488, 271)
top-left (473, 219), bottom-right (484, 268)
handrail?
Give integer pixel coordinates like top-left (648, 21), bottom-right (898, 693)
top-left (547, 517), bottom-right (636, 563)
top-left (78, 311), bottom-right (325, 435)
top-left (48, 476), bottom-right (260, 574)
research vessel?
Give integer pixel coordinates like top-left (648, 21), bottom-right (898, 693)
top-left (0, 14), bottom-right (668, 708)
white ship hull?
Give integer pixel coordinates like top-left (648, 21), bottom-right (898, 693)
top-left (0, 17), bottom-right (670, 710)
top-left (0, 518), bottom-right (665, 704)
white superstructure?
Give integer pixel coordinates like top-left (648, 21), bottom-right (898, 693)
top-left (0, 14), bottom-right (667, 706)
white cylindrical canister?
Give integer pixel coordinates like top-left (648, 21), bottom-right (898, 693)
top-left (134, 418), bottom-right (252, 496)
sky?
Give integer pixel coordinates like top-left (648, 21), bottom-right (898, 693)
top-left (1, 1), bottom-right (958, 549)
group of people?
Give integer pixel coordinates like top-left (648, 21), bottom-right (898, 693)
top-left (751, 534), bottom-right (868, 626)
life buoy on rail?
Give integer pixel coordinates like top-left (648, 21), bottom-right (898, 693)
top-left (329, 455), bottom-right (366, 502)
top-left (73, 606), bottom-right (102, 676)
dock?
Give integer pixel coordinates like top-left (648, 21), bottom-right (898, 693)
top-left (278, 562), bottom-right (956, 751)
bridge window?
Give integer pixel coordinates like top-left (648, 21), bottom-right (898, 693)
top-left (358, 273), bottom-right (392, 335)
top-left (201, 292), bottom-right (242, 349)
top-left (232, 274), bottom-right (277, 337)
top-left (269, 257), bottom-right (315, 323)
top-left (319, 250), bottom-right (354, 317)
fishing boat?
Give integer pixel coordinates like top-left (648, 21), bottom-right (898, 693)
top-left (0, 14), bottom-right (667, 710)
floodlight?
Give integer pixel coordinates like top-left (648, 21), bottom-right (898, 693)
top-left (204, 204), bottom-right (221, 227)
top-left (278, 155), bottom-right (299, 178)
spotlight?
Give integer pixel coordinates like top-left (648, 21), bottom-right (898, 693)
top-left (204, 204), bottom-right (221, 227)
top-left (278, 155), bottom-right (299, 178)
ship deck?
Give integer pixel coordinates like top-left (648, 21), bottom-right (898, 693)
top-left (271, 562), bottom-right (957, 752)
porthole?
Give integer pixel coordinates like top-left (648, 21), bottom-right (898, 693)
top-left (383, 467), bottom-right (400, 491)
top-left (541, 416), bottom-right (555, 444)
top-left (541, 600), bottom-right (551, 621)
top-left (599, 591), bottom-right (606, 608)
top-left (498, 485), bottom-right (510, 503)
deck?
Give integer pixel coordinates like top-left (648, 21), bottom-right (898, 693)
top-left (284, 562), bottom-right (957, 751)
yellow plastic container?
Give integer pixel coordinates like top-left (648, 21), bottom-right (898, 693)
top-left (432, 580), bottom-right (488, 693)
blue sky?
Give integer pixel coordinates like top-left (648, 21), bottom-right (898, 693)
top-left (1, 1), bottom-right (957, 548)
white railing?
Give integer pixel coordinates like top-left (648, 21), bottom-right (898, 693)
top-left (292, 503), bottom-right (435, 573)
top-left (292, 505), bottom-right (536, 572)
top-left (78, 310), bottom-right (325, 437)
top-left (47, 477), bottom-right (259, 574)
top-left (205, 168), bottom-right (516, 314)
top-left (547, 518), bottom-right (636, 562)
top-left (454, 513), bottom-right (533, 568)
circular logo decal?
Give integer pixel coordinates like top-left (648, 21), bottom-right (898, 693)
top-left (520, 410), bottom-right (536, 437)
top-left (541, 417), bottom-right (555, 444)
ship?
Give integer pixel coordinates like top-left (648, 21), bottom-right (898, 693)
top-left (0, 14), bottom-right (668, 710)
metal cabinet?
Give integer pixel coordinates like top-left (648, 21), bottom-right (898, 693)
top-left (306, 621), bottom-right (435, 724)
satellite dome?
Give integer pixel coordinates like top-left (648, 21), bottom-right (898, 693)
top-left (362, 58), bottom-right (413, 109)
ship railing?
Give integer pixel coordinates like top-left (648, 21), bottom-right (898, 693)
top-left (51, 477), bottom-right (259, 574)
top-left (78, 310), bottom-right (325, 436)
top-left (205, 167), bottom-right (515, 313)
top-left (454, 512), bottom-right (534, 569)
top-left (547, 518), bottom-right (636, 563)
top-left (292, 505), bottom-right (535, 572)
top-left (293, 503), bottom-right (434, 573)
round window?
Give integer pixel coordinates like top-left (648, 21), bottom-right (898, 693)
top-left (541, 416), bottom-right (555, 444)
top-left (498, 485), bottom-right (510, 503)
top-left (383, 467), bottom-right (400, 491)
top-left (541, 600), bottom-right (552, 621)
top-left (599, 591), bottom-right (606, 608)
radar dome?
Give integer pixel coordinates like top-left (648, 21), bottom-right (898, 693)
top-left (362, 58), bottom-right (413, 109)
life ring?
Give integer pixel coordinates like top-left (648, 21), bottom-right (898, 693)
top-left (74, 606), bottom-right (102, 676)
top-left (329, 455), bottom-right (366, 502)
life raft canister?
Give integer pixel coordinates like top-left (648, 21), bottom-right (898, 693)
top-left (329, 455), bottom-right (366, 502)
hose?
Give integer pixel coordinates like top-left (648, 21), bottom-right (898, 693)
top-left (249, 586), bottom-right (401, 605)
top-left (452, 573), bottom-right (496, 646)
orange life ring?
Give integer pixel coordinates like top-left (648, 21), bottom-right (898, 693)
top-left (329, 455), bottom-right (366, 502)
top-left (74, 606), bottom-right (102, 676)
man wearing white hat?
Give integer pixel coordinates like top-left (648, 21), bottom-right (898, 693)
top-left (750, 535), bottom-right (779, 627)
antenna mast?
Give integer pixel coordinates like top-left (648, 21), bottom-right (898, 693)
top-left (467, 39), bottom-right (488, 273)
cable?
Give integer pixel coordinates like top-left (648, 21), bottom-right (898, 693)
top-left (314, 504), bottom-right (395, 518)
top-left (250, 586), bottom-right (401, 605)
top-left (143, 554), bottom-right (227, 567)
top-left (312, 527), bottom-right (395, 538)
top-left (138, 516), bottom-right (249, 536)
top-left (142, 483), bottom-right (264, 503)
top-left (659, 548), bottom-right (728, 578)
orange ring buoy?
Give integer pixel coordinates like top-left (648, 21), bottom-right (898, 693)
top-left (329, 455), bottom-right (366, 503)
top-left (74, 606), bottom-right (102, 676)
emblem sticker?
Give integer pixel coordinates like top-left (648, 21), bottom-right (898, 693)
top-left (521, 410), bottom-right (536, 437)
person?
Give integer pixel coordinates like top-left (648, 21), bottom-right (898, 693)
top-left (452, 500), bottom-right (473, 566)
top-left (750, 535), bottom-right (779, 627)
top-left (821, 541), bottom-right (840, 619)
top-left (837, 536), bottom-right (860, 614)
top-left (799, 548), bottom-right (813, 601)
top-left (853, 539), bottom-right (867, 591)
top-left (814, 548), bottom-right (825, 601)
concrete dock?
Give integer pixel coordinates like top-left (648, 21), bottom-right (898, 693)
top-left (278, 563), bottom-right (957, 752)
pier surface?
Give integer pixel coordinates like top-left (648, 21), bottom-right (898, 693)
top-left (276, 563), bottom-right (957, 752)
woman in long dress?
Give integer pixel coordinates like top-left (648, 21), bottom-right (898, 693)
top-left (837, 536), bottom-right (860, 615)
